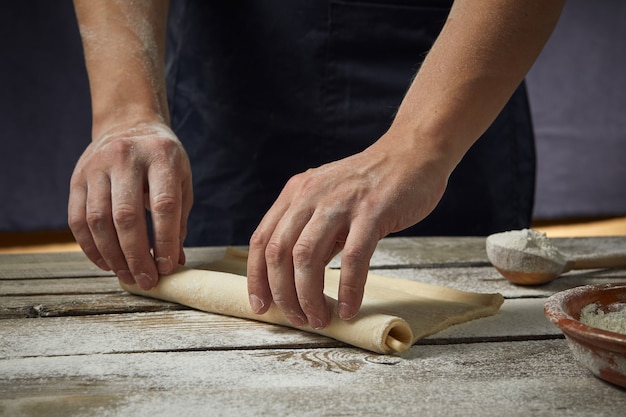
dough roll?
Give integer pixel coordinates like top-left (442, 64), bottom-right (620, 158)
top-left (120, 249), bottom-right (503, 354)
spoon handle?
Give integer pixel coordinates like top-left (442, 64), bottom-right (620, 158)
top-left (565, 253), bottom-right (626, 272)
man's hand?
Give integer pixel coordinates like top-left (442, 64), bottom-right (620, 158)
top-left (247, 137), bottom-right (449, 329)
top-left (246, 0), bottom-right (564, 329)
top-left (68, 123), bottom-right (193, 290)
top-left (71, 0), bottom-right (179, 288)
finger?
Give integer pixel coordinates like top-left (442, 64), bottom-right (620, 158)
top-left (246, 237), bottom-right (272, 315)
top-left (336, 219), bottom-right (379, 320)
top-left (248, 184), bottom-right (311, 326)
top-left (68, 180), bottom-right (110, 272)
top-left (292, 211), bottom-right (346, 329)
top-left (84, 173), bottom-right (135, 286)
top-left (247, 196), bottom-right (291, 316)
top-left (110, 171), bottom-right (158, 290)
top-left (263, 206), bottom-right (314, 327)
top-left (147, 163), bottom-right (183, 275)
top-left (177, 176), bottom-right (194, 266)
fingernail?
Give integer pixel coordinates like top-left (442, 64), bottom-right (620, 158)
top-left (156, 256), bottom-right (173, 274)
top-left (338, 302), bottom-right (356, 320)
top-left (136, 273), bottom-right (155, 290)
top-left (249, 294), bottom-right (265, 313)
top-left (308, 316), bottom-right (325, 330)
top-left (287, 315), bottom-right (307, 327)
top-left (117, 270), bottom-right (134, 285)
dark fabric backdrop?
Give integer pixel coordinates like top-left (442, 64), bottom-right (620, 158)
top-left (1, 0), bottom-right (624, 233)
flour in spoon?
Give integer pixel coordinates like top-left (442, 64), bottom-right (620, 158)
top-left (488, 228), bottom-right (564, 262)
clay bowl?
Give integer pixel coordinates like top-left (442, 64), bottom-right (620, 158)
top-left (544, 283), bottom-right (626, 388)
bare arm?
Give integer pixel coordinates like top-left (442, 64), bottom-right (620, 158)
top-left (390, 0), bottom-right (565, 167)
top-left (69, 0), bottom-right (193, 290)
top-left (247, 0), bottom-right (565, 329)
top-left (74, 0), bottom-right (170, 136)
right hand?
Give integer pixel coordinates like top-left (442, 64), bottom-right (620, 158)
top-left (68, 123), bottom-right (193, 289)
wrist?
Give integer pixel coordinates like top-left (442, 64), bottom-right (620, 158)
top-left (380, 118), bottom-right (468, 177)
top-left (91, 102), bottom-right (170, 143)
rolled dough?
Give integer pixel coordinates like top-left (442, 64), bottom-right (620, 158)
top-left (120, 248), bottom-right (503, 354)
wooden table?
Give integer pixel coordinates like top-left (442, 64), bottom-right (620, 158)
top-left (2, 237), bottom-right (626, 416)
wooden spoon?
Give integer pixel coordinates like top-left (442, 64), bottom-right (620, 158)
top-left (486, 230), bottom-right (626, 285)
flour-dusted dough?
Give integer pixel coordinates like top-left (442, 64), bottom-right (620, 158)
top-left (120, 248), bottom-right (503, 354)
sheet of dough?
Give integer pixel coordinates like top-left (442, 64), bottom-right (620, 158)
top-left (120, 248), bottom-right (503, 354)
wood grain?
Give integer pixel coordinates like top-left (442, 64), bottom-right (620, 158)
top-left (2, 237), bottom-right (626, 417)
top-left (0, 299), bottom-right (560, 360)
top-left (0, 293), bottom-right (187, 319)
top-left (1, 341), bottom-right (624, 417)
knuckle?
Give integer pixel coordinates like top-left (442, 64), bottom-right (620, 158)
top-left (85, 210), bottom-right (110, 232)
top-left (292, 239), bottom-right (315, 266)
top-left (284, 170), bottom-right (315, 194)
top-left (249, 229), bottom-right (269, 250)
top-left (270, 295), bottom-right (290, 311)
top-left (124, 256), bottom-right (147, 272)
top-left (297, 295), bottom-right (321, 314)
top-left (112, 203), bottom-right (141, 229)
top-left (67, 212), bottom-right (86, 231)
top-left (341, 245), bottom-right (369, 266)
top-left (107, 138), bottom-right (135, 159)
top-left (146, 138), bottom-right (187, 166)
top-left (271, 297), bottom-right (301, 318)
top-left (264, 239), bottom-right (289, 267)
top-left (284, 172), bottom-right (304, 189)
top-left (160, 137), bottom-right (184, 154)
top-left (150, 194), bottom-right (178, 215)
top-left (294, 174), bottom-right (316, 194)
top-left (153, 236), bottom-right (177, 248)
top-left (339, 280), bottom-right (362, 296)
top-left (122, 250), bottom-right (151, 268)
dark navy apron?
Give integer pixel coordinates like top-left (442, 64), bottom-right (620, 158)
top-left (165, 0), bottom-right (535, 246)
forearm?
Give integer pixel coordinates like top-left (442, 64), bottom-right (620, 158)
top-left (387, 0), bottom-right (564, 172)
top-left (73, 0), bottom-right (170, 139)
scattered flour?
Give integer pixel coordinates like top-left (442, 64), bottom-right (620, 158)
top-left (579, 303), bottom-right (626, 335)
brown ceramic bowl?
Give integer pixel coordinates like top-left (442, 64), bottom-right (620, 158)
top-left (544, 282), bottom-right (626, 388)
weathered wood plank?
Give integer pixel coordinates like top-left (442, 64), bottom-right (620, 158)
top-left (365, 236), bottom-right (490, 268)
top-left (2, 238), bottom-right (625, 417)
top-left (381, 266), bottom-right (626, 298)
top-left (549, 235), bottom-right (626, 257)
top-left (0, 310), bottom-right (338, 360)
top-left (0, 293), bottom-right (186, 319)
top-left (1, 340), bottom-right (624, 417)
top-left (0, 299), bottom-right (560, 359)
top-left (3, 236), bottom-right (625, 280)
top-left (335, 235), bottom-right (626, 268)
top-left (0, 251), bottom-right (110, 279)
top-left (0, 247), bottom-right (228, 280)
top-left (0, 276), bottom-right (119, 296)
top-left (0, 237), bottom-right (487, 280)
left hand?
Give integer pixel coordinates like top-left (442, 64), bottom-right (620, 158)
top-left (246, 136), bottom-right (450, 329)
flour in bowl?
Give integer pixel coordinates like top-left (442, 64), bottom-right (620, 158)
top-left (579, 303), bottom-right (626, 335)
